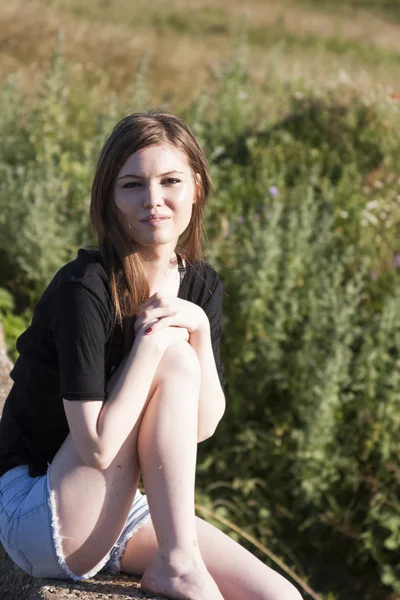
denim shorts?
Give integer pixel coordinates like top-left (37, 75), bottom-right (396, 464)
top-left (0, 464), bottom-right (152, 580)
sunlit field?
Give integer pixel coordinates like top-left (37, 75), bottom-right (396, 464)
top-left (1, 0), bottom-right (400, 106)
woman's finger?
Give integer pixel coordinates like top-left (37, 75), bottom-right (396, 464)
top-left (143, 306), bottom-right (175, 320)
top-left (146, 316), bottom-right (179, 332)
top-left (134, 307), bottom-right (169, 330)
top-left (136, 318), bottom-right (160, 334)
top-left (139, 292), bottom-right (165, 310)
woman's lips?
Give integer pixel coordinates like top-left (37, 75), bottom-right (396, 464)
top-left (141, 217), bottom-right (171, 227)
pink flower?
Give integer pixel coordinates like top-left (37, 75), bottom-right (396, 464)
top-left (392, 253), bottom-right (400, 268)
top-left (268, 186), bottom-right (279, 197)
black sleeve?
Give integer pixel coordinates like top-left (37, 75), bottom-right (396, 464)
top-left (201, 268), bottom-right (226, 391)
top-left (51, 282), bottom-right (110, 401)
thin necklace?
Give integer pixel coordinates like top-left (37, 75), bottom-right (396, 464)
top-left (163, 253), bottom-right (179, 277)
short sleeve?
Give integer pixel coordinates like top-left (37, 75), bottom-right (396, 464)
top-left (201, 269), bottom-right (226, 391)
top-left (51, 282), bottom-right (110, 401)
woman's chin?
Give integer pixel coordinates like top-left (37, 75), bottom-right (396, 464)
top-left (128, 234), bottom-right (179, 250)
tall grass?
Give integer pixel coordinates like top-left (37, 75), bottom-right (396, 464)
top-left (2, 0), bottom-right (400, 107)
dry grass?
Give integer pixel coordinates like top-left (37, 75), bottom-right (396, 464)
top-left (1, 0), bottom-right (400, 107)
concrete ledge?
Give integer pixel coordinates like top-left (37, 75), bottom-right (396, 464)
top-left (0, 543), bottom-right (166, 600)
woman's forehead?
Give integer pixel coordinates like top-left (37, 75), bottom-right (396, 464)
top-left (119, 143), bottom-right (191, 175)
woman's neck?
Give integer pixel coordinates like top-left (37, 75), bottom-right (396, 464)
top-left (142, 250), bottom-right (181, 296)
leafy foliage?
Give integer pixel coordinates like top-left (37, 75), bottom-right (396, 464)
top-left (1, 44), bottom-right (400, 599)
top-left (0, 289), bottom-right (30, 361)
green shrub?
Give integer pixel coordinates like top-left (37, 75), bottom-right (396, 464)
top-left (0, 289), bottom-right (30, 361)
top-left (193, 51), bottom-right (400, 599)
top-left (1, 43), bottom-right (400, 599)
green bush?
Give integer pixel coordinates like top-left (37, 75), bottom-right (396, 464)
top-left (0, 289), bottom-right (30, 361)
top-left (1, 43), bottom-right (400, 599)
top-left (194, 52), bottom-right (400, 599)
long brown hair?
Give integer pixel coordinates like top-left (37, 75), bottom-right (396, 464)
top-left (90, 109), bottom-right (212, 352)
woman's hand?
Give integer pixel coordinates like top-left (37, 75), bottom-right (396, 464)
top-left (134, 323), bottom-right (190, 355)
top-left (134, 293), bottom-right (209, 337)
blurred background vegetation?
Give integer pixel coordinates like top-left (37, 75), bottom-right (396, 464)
top-left (0, 0), bottom-right (400, 598)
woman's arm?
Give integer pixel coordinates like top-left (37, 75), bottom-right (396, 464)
top-left (64, 323), bottom-right (194, 470)
top-left (64, 335), bottom-right (164, 470)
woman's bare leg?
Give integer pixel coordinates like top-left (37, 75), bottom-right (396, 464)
top-left (48, 354), bottom-right (154, 576)
top-left (121, 516), bottom-right (303, 600)
top-left (48, 340), bottom-right (223, 598)
top-left (136, 341), bottom-right (224, 599)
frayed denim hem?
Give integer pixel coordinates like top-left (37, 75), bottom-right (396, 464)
top-left (105, 512), bottom-right (153, 575)
top-left (45, 464), bottom-right (113, 581)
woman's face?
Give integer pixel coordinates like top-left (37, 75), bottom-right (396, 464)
top-left (113, 143), bottom-right (196, 250)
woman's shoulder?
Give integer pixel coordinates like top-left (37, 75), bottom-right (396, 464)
top-left (55, 247), bottom-right (106, 278)
top-left (46, 247), bottom-right (110, 303)
top-left (183, 257), bottom-right (218, 279)
top-left (186, 257), bottom-right (220, 283)
top-left (182, 257), bottom-right (221, 303)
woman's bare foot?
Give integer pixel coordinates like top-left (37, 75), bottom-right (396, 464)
top-left (140, 549), bottom-right (224, 600)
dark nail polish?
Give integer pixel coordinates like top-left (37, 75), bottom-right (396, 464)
top-left (145, 327), bottom-right (153, 334)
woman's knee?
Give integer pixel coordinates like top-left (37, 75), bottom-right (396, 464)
top-left (271, 584), bottom-right (303, 600)
top-left (158, 340), bottom-right (201, 381)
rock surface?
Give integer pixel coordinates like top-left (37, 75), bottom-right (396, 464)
top-left (0, 544), bottom-right (167, 600)
top-left (0, 321), bottom-right (164, 600)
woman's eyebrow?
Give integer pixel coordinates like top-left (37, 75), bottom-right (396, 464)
top-left (117, 170), bottom-right (185, 180)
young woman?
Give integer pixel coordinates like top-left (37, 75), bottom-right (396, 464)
top-left (0, 110), bottom-right (302, 600)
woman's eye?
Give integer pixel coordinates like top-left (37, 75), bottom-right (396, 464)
top-left (122, 179), bottom-right (180, 188)
top-left (123, 182), bottom-right (141, 188)
top-left (162, 178), bottom-right (181, 185)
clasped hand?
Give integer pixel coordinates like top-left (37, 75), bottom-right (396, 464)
top-left (134, 293), bottom-right (208, 337)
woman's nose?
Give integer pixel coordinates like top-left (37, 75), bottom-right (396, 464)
top-left (143, 182), bottom-right (164, 207)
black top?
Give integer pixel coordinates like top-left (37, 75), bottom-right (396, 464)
top-left (0, 248), bottom-right (225, 478)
